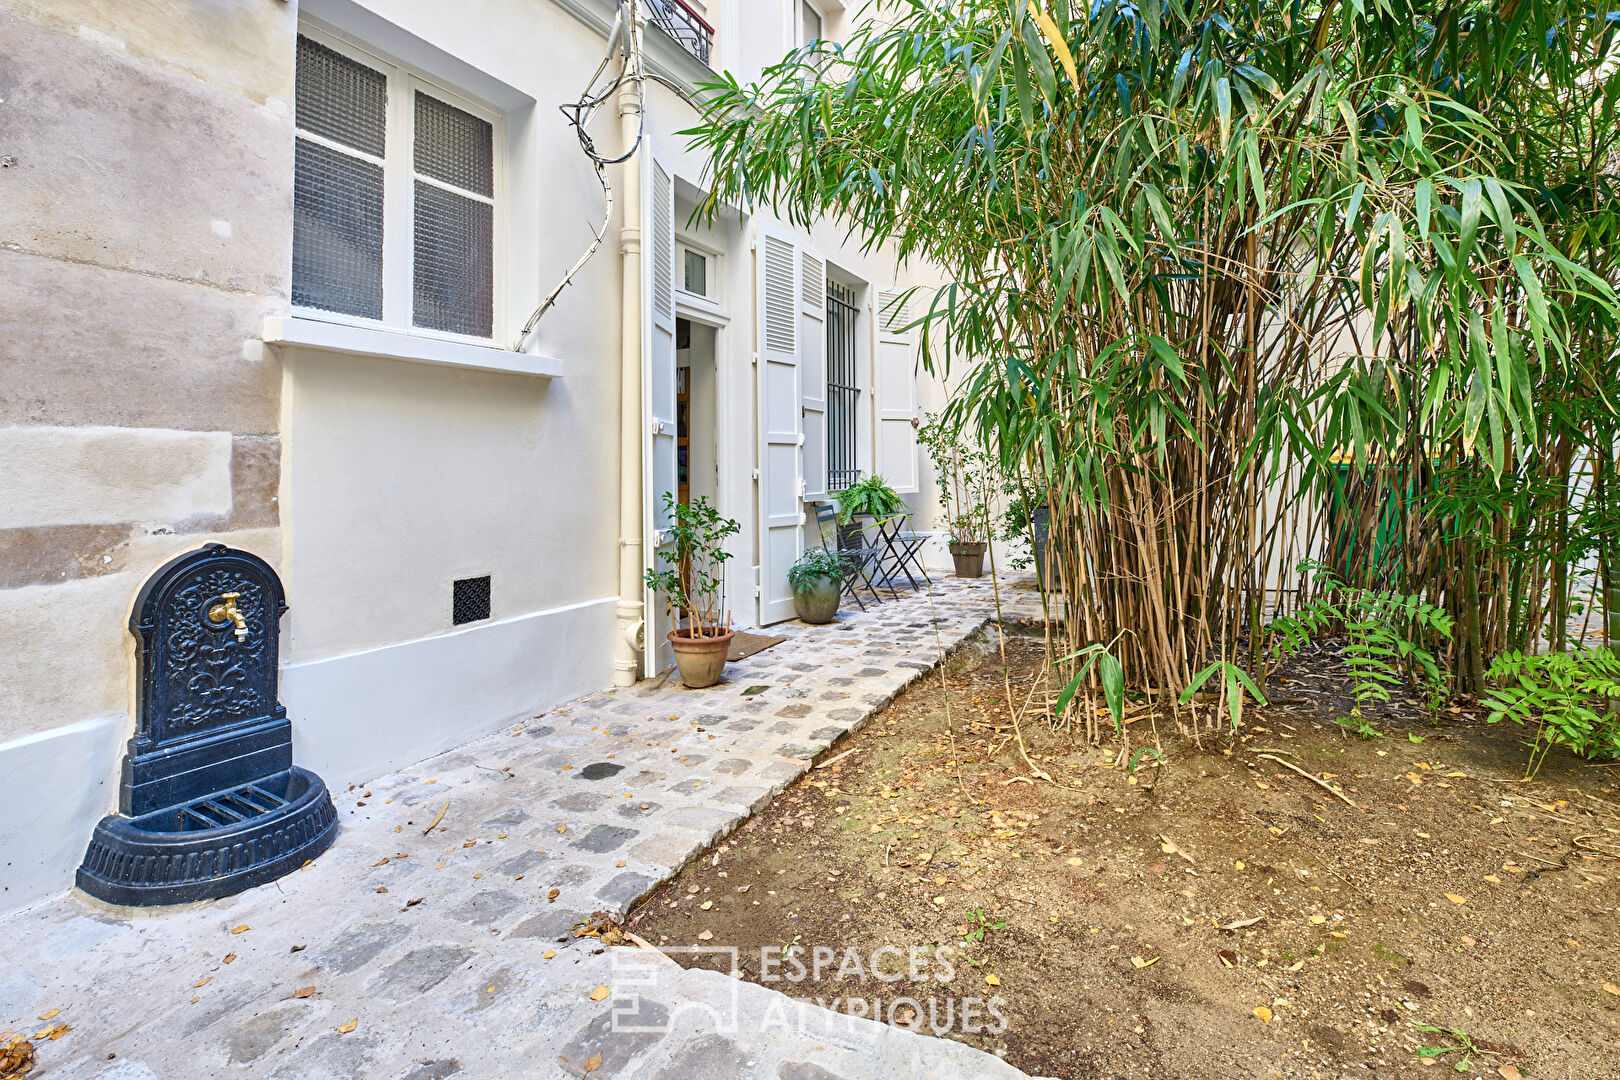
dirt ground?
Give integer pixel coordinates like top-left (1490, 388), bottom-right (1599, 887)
top-left (629, 629), bottom-right (1620, 1080)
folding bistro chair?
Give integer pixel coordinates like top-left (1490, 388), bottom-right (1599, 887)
top-left (811, 503), bottom-right (887, 609)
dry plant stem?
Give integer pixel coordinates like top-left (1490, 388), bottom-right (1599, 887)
top-left (1255, 752), bottom-right (1357, 807)
top-left (923, 577), bottom-right (978, 805)
top-left (985, 533), bottom-right (1053, 783)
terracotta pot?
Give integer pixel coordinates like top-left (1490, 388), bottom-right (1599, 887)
top-left (792, 575), bottom-right (841, 624)
top-left (949, 541), bottom-right (987, 578)
top-left (668, 628), bottom-right (734, 689)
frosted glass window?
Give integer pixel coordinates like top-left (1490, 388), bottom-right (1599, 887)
top-left (414, 182), bottom-right (494, 336)
top-left (292, 29), bottom-right (501, 338)
top-left (292, 140), bottom-right (384, 318)
top-left (413, 92), bottom-right (495, 336)
top-left (293, 36), bottom-right (386, 318)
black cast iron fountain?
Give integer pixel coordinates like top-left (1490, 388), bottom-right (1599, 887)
top-left (77, 544), bottom-right (338, 906)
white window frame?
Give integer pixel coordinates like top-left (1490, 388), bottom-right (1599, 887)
top-left (294, 21), bottom-right (507, 345)
top-left (798, 0), bottom-right (839, 48)
top-left (676, 238), bottom-right (723, 307)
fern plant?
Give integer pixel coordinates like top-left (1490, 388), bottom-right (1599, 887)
top-left (1271, 567), bottom-right (1454, 727)
top-left (1483, 649), bottom-right (1620, 776)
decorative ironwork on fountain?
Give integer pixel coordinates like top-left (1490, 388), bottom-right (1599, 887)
top-left (76, 544), bottom-right (338, 907)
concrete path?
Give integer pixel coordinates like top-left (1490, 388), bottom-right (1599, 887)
top-left (1, 576), bottom-right (1052, 1079)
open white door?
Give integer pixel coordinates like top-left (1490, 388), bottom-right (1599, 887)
top-left (643, 139), bottom-right (678, 677)
top-left (800, 248), bottom-right (827, 503)
top-left (757, 222), bottom-right (805, 624)
top-left (874, 288), bottom-right (919, 494)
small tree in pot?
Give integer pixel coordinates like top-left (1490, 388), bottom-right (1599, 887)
top-left (788, 548), bottom-right (849, 623)
top-left (644, 493), bottom-right (741, 688)
top-left (918, 414), bottom-right (993, 577)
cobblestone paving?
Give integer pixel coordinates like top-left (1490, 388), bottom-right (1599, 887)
top-left (1, 577), bottom-right (1053, 1079)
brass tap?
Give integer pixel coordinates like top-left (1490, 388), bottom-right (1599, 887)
top-left (208, 592), bottom-right (249, 640)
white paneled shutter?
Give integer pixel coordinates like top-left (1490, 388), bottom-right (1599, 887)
top-left (757, 223), bottom-right (805, 624)
top-left (642, 139), bottom-right (678, 676)
top-left (800, 248), bottom-right (828, 502)
top-left (874, 288), bottom-right (920, 493)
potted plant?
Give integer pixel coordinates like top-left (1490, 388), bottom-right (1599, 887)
top-left (918, 414), bottom-right (993, 577)
top-left (1000, 491), bottom-right (1053, 588)
top-left (833, 474), bottom-right (905, 550)
top-left (788, 548), bottom-right (849, 623)
top-left (644, 493), bottom-right (741, 688)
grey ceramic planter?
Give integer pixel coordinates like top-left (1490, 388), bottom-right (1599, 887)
top-left (793, 576), bottom-right (841, 623)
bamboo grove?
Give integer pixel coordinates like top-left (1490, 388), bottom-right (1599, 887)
top-left (689, 0), bottom-right (1620, 742)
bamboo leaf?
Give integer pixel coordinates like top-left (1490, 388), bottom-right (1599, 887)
top-left (1030, 3), bottom-right (1079, 90)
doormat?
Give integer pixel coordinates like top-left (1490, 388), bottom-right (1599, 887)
top-left (728, 632), bottom-right (787, 662)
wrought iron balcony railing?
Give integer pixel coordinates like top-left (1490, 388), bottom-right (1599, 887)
top-left (644, 0), bottom-right (713, 66)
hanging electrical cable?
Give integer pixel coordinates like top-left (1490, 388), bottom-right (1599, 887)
top-left (511, 0), bottom-right (637, 350)
top-left (512, 1), bottom-right (707, 352)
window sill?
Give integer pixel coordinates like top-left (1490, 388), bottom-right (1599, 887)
top-left (261, 316), bottom-right (563, 378)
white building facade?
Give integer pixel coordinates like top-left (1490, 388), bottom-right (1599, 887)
top-left (0, 0), bottom-right (947, 916)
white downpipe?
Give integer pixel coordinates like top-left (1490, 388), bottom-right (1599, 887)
top-left (613, 73), bottom-right (645, 687)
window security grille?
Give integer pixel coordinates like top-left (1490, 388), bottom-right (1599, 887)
top-left (826, 280), bottom-right (861, 491)
top-left (452, 575), bottom-right (491, 625)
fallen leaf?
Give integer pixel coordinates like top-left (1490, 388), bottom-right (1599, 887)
top-left (420, 799), bottom-right (450, 835)
top-left (31, 1024), bottom-right (69, 1042)
top-left (35, 1011), bottom-right (57, 1022)
top-left (1218, 950), bottom-right (1238, 968)
top-left (404, 897), bottom-right (424, 908)
top-left (700, 900), bottom-right (714, 910)
top-left (230, 925), bottom-right (250, 935)
top-left (337, 1019), bottom-right (357, 1034)
top-left (294, 987), bottom-right (316, 999)
top-left (589, 985), bottom-right (611, 1002)
top-left (1497, 1066), bottom-right (1523, 1080)
top-left (543, 950), bottom-right (557, 959)
top-left (985, 974), bottom-right (1000, 986)
top-left (1308, 915), bottom-right (1328, 925)
top-left (1444, 893), bottom-right (1468, 905)
top-left (1131, 956), bottom-right (1160, 968)
top-left (1219, 915), bottom-right (1265, 932)
top-left (1254, 1006), bottom-right (1272, 1023)
top-left (1604, 983), bottom-right (1620, 996)
top-left (223, 954), bottom-right (236, 964)
top-left (0, 1034), bottom-right (36, 1077)
top-left (584, 1051), bottom-right (603, 1074)
top-left (192, 978), bottom-right (210, 988)
top-left (697, 930), bottom-right (713, 941)
top-left (289, 944), bottom-right (306, 953)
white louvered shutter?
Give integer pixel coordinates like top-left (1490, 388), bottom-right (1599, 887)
top-left (756, 224), bottom-right (805, 624)
top-left (642, 140), bottom-right (678, 676)
top-left (799, 248), bottom-right (828, 502)
top-left (874, 288), bottom-right (920, 493)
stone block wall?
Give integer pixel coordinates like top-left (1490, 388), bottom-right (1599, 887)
top-left (0, 0), bottom-right (297, 915)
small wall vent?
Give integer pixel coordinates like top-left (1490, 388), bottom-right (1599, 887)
top-left (452, 575), bottom-right (491, 625)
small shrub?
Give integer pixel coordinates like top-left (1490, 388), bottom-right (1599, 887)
top-left (1483, 648), bottom-right (1620, 775)
top-left (1271, 565), bottom-right (1453, 727)
top-left (788, 548), bottom-right (850, 590)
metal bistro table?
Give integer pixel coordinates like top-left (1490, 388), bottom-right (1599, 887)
top-left (865, 511), bottom-right (931, 594)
